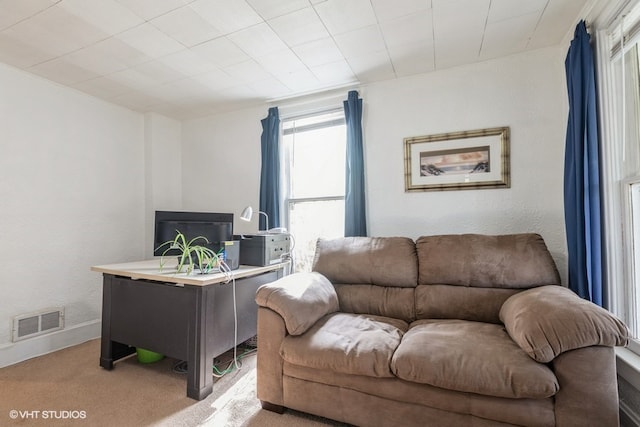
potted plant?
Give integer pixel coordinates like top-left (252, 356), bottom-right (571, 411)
top-left (156, 230), bottom-right (223, 274)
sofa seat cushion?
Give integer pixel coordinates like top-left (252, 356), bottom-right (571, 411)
top-left (391, 319), bottom-right (559, 399)
top-left (280, 312), bottom-right (408, 378)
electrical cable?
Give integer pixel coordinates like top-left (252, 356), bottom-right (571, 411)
top-left (171, 258), bottom-right (249, 379)
top-left (279, 232), bottom-right (296, 275)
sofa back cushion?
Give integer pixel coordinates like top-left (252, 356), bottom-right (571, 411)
top-left (313, 237), bottom-right (418, 287)
top-left (313, 237), bottom-right (418, 322)
top-left (415, 233), bottom-right (561, 323)
top-left (416, 233), bottom-right (560, 288)
top-left (334, 284), bottom-right (415, 321)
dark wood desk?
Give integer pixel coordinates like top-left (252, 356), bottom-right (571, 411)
top-left (91, 259), bottom-right (286, 400)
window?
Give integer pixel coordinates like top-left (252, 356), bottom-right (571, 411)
top-left (599, 7), bottom-right (640, 353)
top-left (282, 110), bottom-right (346, 272)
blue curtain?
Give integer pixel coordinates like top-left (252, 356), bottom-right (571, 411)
top-left (259, 107), bottom-right (281, 230)
top-left (344, 90), bottom-right (367, 237)
top-left (563, 21), bottom-right (603, 306)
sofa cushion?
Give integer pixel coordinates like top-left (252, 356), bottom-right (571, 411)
top-left (312, 237), bottom-right (418, 287)
top-left (416, 234), bottom-right (561, 288)
top-left (255, 272), bottom-right (339, 336)
top-left (391, 319), bottom-right (559, 399)
top-left (415, 284), bottom-right (520, 324)
top-left (335, 284), bottom-right (415, 322)
top-left (280, 312), bottom-right (408, 378)
top-left (500, 285), bottom-right (630, 363)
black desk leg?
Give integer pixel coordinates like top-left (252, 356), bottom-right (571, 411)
top-left (99, 274), bottom-right (136, 369)
top-left (186, 286), bottom-right (215, 400)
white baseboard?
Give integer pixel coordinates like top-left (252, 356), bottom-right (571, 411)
top-left (0, 319), bottom-right (101, 368)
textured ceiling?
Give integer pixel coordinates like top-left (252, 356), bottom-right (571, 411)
top-left (0, 0), bottom-right (588, 119)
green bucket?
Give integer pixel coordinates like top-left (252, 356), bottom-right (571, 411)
top-left (136, 347), bottom-right (164, 364)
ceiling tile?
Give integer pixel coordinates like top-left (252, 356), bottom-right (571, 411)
top-left (528, 0), bottom-right (588, 48)
top-left (114, 0), bottom-right (190, 21)
top-left (227, 23), bottom-right (288, 57)
top-left (0, 30), bottom-right (55, 67)
top-left (0, 0), bottom-right (57, 31)
top-left (159, 49), bottom-right (218, 76)
top-left (217, 84), bottom-right (261, 102)
top-left (292, 37), bottom-right (344, 67)
top-left (5, 4), bottom-right (109, 57)
top-left (334, 25), bottom-right (386, 58)
top-left (115, 23), bottom-right (185, 59)
top-left (83, 37), bottom-right (151, 69)
top-left (191, 68), bottom-right (240, 91)
top-left (371, 0), bottom-right (430, 22)
top-left (189, 0), bottom-right (263, 35)
top-left (246, 0), bottom-right (310, 20)
top-left (380, 10), bottom-right (433, 48)
top-left (109, 89), bottom-right (164, 110)
top-left (191, 37), bottom-right (249, 68)
top-left (72, 75), bottom-right (134, 99)
top-left (310, 59), bottom-right (356, 84)
top-left (64, 46), bottom-right (127, 75)
top-left (131, 59), bottom-right (186, 84)
top-left (249, 76), bottom-right (291, 98)
top-left (224, 59), bottom-right (272, 84)
top-left (256, 49), bottom-right (307, 82)
top-left (432, 0), bottom-right (490, 69)
top-left (59, 0), bottom-right (143, 36)
top-left (108, 60), bottom-right (185, 90)
top-left (347, 50), bottom-right (395, 82)
top-left (480, 12), bottom-right (540, 60)
top-left (149, 6), bottom-right (221, 47)
top-left (388, 40), bottom-right (435, 77)
top-left (146, 78), bottom-right (216, 103)
top-left (29, 56), bottom-right (99, 85)
top-left (268, 7), bottom-right (329, 47)
top-left (488, 0), bottom-right (548, 23)
top-left (276, 68), bottom-right (320, 92)
top-left (313, 0), bottom-right (377, 35)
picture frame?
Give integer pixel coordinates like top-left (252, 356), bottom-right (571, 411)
top-left (404, 126), bottom-right (510, 192)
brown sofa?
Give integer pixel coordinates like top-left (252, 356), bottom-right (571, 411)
top-left (255, 234), bottom-right (629, 427)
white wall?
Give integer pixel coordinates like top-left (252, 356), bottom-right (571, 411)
top-left (364, 46), bottom-right (568, 281)
top-left (182, 46), bottom-right (568, 282)
top-left (0, 63), bottom-right (146, 366)
top-left (182, 106), bottom-right (266, 235)
top-left (144, 113), bottom-right (183, 258)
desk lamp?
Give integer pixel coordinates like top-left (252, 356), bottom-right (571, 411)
top-left (240, 206), bottom-right (269, 232)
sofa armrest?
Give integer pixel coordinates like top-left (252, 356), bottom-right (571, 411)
top-left (499, 286), bottom-right (629, 363)
top-left (255, 272), bottom-right (339, 336)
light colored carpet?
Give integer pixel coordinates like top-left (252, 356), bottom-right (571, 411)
top-left (0, 339), bottom-right (347, 427)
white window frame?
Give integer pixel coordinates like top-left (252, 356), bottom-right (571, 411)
top-left (596, 1), bottom-right (640, 354)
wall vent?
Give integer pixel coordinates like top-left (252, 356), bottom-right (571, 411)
top-left (12, 308), bottom-right (64, 342)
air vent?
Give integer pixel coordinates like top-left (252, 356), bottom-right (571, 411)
top-left (12, 308), bottom-right (64, 342)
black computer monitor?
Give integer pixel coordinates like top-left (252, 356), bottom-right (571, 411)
top-left (153, 211), bottom-right (233, 256)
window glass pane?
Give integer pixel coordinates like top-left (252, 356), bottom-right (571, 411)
top-left (283, 124), bottom-right (346, 199)
top-left (288, 199), bottom-right (345, 272)
top-left (282, 110), bottom-right (344, 131)
top-left (622, 45), bottom-right (640, 177)
top-left (282, 109), bottom-right (346, 273)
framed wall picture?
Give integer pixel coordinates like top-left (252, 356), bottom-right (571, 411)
top-left (404, 126), bottom-right (510, 192)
